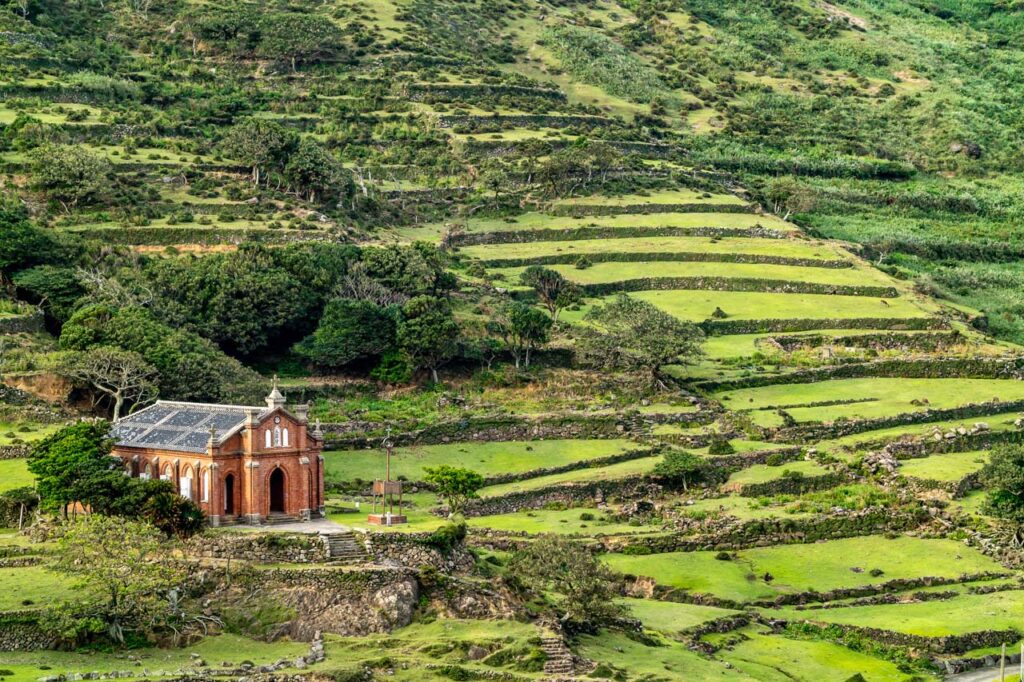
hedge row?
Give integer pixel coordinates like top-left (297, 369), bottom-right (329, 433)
top-left (773, 398), bottom-right (1024, 444)
top-left (453, 226), bottom-right (788, 247)
top-left (698, 356), bottom-right (1024, 392)
top-left (67, 226), bottom-right (324, 246)
top-left (691, 152), bottom-right (917, 180)
top-left (476, 251), bottom-right (851, 269)
top-left (549, 202), bottom-right (754, 217)
top-left (700, 316), bottom-right (946, 336)
top-left (765, 330), bottom-right (964, 352)
top-left (437, 114), bottom-right (613, 129)
top-left (407, 82), bottom-right (566, 102)
top-left (568, 277), bottom-right (898, 299)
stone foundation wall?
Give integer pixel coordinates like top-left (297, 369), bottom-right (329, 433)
top-left (0, 611), bottom-right (56, 651)
top-left (184, 532), bottom-right (329, 563)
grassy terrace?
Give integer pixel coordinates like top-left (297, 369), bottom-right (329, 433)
top-left (576, 630), bottom-right (751, 681)
top-left (621, 597), bottom-right (740, 632)
top-left (899, 450), bottom-right (988, 482)
top-left (324, 438), bottom-right (637, 483)
top-left (394, 211), bottom-right (797, 241)
top-left (322, 619), bottom-right (550, 681)
top-left (479, 454), bottom-right (662, 497)
top-left (552, 188), bottom-right (747, 207)
top-left (720, 378), bottom-right (1024, 427)
top-left (604, 537), bottom-right (1002, 602)
top-left (560, 290), bottom-right (936, 326)
top-left (724, 459), bottom-right (831, 488)
top-left (492, 260), bottom-right (898, 288)
top-left (466, 507), bottom-right (657, 535)
top-left (0, 458), bottom-right (32, 493)
top-left (458, 236), bottom-right (849, 262)
top-left (775, 590), bottom-right (1024, 637)
top-left (725, 631), bottom-right (914, 682)
top-left (2, 634), bottom-right (319, 682)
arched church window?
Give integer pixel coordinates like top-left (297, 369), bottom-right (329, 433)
top-left (265, 429), bottom-right (272, 448)
top-left (282, 428), bottom-right (289, 447)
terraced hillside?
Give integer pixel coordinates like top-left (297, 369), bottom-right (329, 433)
top-left (5, 0), bottom-right (1024, 680)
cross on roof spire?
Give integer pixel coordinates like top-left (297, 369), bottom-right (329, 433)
top-left (265, 375), bottom-right (286, 410)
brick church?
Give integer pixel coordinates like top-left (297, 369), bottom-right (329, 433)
top-left (110, 380), bottom-right (325, 526)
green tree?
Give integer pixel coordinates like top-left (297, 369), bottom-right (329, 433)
top-left (51, 515), bottom-right (184, 645)
top-left (423, 465), bottom-right (484, 516)
top-left (487, 302), bottom-right (552, 369)
top-left (398, 295), bottom-right (460, 383)
top-left (284, 138), bottom-right (350, 203)
top-left (142, 490), bottom-right (205, 539)
top-left (980, 444), bottom-right (1024, 547)
top-left (12, 265), bottom-right (85, 322)
top-left (518, 266), bottom-right (580, 322)
top-left (221, 118), bottom-right (295, 186)
top-left (652, 450), bottom-right (707, 491)
top-left (0, 203), bottom-right (60, 276)
top-left (29, 144), bottom-right (111, 212)
top-left (27, 421), bottom-right (115, 518)
top-left (579, 295), bottom-right (704, 388)
top-left (294, 298), bottom-right (397, 368)
top-left (59, 346), bottom-right (159, 421)
top-left (256, 13), bottom-right (346, 72)
top-left (60, 304), bottom-right (262, 403)
top-left (507, 535), bottom-right (625, 631)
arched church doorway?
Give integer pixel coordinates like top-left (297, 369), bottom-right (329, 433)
top-left (269, 468), bottom-right (286, 513)
top-left (224, 474), bottom-right (235, 515)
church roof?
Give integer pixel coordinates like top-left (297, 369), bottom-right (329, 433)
top-left (111, 400), bottom-right (267, 454)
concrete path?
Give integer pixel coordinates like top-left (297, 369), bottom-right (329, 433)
top-left (945, 665), bottom-right (1017, 682)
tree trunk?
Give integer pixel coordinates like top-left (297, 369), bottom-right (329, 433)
top-left (524, 347), bottom-right (531, 368)
top-left (113, 391), bottom-right (124, 422)
top-left (431, 367), bottom-right (439, 383)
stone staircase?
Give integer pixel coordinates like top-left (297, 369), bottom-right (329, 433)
top-left (265, 513), bottom-right (301, 525)
top-left (323, 531), bottom-right (364, 564)
top-left (541, 636), bottom-right (574, 677)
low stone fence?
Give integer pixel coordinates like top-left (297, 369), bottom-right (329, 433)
top-left (772, 399), bottom-right (1024, 444)
top-left (451, 225), bottom-right (787, 247)
top-left (783, 620), bottom-right (1019, 655)
top-left (462, 478), bottom-right (663, 518)
top-left (604, 507), bottom-right (930, 555)
top-left (184, 532), bottom-right (329, 563)
top-left (0, 610), bottom-right (56, 651)
top-left (323, 413), bottom-right (641, 450)
top-left (355, 530), bottom-right (475, 573)
top-left (0, 311), bottom-right (44, 334)
top-left (0, 445), bottom-right (30, 460)
top-left (736, 471), bottom-right (848, 498)
top-left (701, 316), bottom-right (946, 336)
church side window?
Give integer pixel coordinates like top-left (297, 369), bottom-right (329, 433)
top-left (282, 428), bottom-right (289, 447)
top-left (265, 429), bottom-right (272, 448)
top-left (273, 426), bottom-right (282, 447)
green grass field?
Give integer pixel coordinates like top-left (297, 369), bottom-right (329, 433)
top-left (553, 188), bottom-right (747, 207)
top-left (621, 597), bottom-right (740, 633)
top-left (0, 458), bottom-right (32, 493)
top-left (605, 536), bottom-right (1000, 603)
top-left (725, 631), bottom-right (916, 682)
top-left (725, 459), bottom-right (830, 487)
top-left (565, 290), bottom-right (936, 325)
top-left (0, 421), bottom-right (65, 446)
top-left (467, 507), bottom-right (656, 535)
top-left (775, 590), bottom-right (1024, 637)
top-left (458, 236), bottom-right (846, 262)
top-left (1, 634), bottom-right (318, 682)
top-left (491, 260), bottom-right (896, 288)
top-left (0, 563), bottom-right (82, 609)
top-left (480, 454), bottom-right (661, 497)
top-left (900, 450), bottom-right (989, 482)
top-left (720, 378), bottom-right (1024, 426)
top-left (397, 211), bottom-right (796, 241)
top-left (576, 630), bottom-right (753, 680)
top-left (324, 438), bottom-right (636, 483)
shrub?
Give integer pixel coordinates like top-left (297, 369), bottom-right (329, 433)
top-left (708, 437), bottom-right (735, 455)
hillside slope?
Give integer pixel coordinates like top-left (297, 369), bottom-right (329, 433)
top-left (4, 0), bottom-right (1024, 680)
